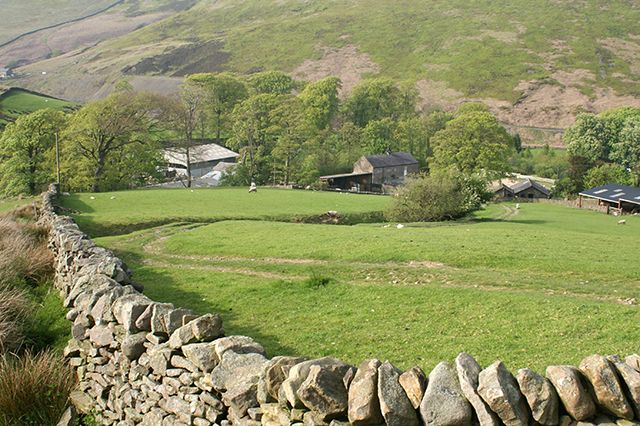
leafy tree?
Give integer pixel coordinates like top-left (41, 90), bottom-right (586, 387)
top-left (299, 77), bottom-right (341, 130)
top-left (455, 102), bottom-right (490, 116)
top-left (0, 110), bottom-right (66, 196)
top-left (363, 118), bottom-right (396, 154)
top-left (187, 73), bottom-right (248, 142)
top-left (247, 71), bottom-right (294, 95)
top-left (583, 163), bottom-right (633, 189)
top-left (269, 97), bottom-right (313, 185)
top-left (64, 89), bottom-right (161, 192)
top-left (343, 78), bottom-right (415, 127)
top-left (430, 109), bottom-right (513, 177)
top-left (564, 113), bottom-right (610, 164)
top-left (385, 171), bottom-right (490, 222)
top-left (161, 81), bottom-right (208, 187)
top-left (394, 111), bottom-right (452, 169)
top-left (611, 116), bottom-right (640, 185)
top-left (228, 94), bottom-right (281, 183)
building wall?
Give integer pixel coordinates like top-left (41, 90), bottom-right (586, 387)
top-left (353, 157), bottom-right (374, 174)
top-left (372, 163), bottom-right (419, 185)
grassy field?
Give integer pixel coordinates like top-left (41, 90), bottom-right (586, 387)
top-left (61, 188), bottom-right (389, 236)
top-left (60, 188), bottom-right (640, 373)
top-left (0, 88), bottom-right (77, 128)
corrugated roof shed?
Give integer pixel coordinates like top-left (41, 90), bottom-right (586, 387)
top-left (365, 152), bottom-right (418, 168)
top-left (580, 184), bottom-right (640, 205)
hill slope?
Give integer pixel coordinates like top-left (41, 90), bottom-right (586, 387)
top-left (4, 0), bottom-right (640, 131)
top-left (0, 88), bottom-right (78, 129)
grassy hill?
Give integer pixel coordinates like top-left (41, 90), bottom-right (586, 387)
top-left (62, 187), bottom-right (640, 371)
top-left (6, 0), bottom-right (640, 132)
top-left (0, 87), bottom-right (78, 129)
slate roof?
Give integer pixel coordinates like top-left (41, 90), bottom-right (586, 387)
top-left (365, 152), bottom-right (418, 168)
top-left (164, 143), bottom-right (238, 167)
top-left (580, 184), bottom-right (640, 205)
top-left (509, 179), bottom-right (551, 196)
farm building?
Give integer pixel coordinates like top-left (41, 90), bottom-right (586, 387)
top-left (494, 178), bottom-right (551, 200)
top-left (579, 184), bottom-right (640, 213)
top-left (163, 141), bottom-right (239, 178)
top-left (320, 152), bottom-right (419, 193)
top-left (0, 68), bottom-right (14, 79)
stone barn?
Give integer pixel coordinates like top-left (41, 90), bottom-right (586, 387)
top-left (494, 178), bottom-right (551, 200)
top-left (320, 152), bottom-right (419, 193)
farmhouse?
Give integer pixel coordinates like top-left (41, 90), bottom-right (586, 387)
top-left (494, 178), bottom-right (551, 200)
top-left (320, 151), bottom-right (419, 193)
top-left (163, 141), bottom-right (239, 178)
top-left (579, 183), bottom-right (640, 213)
top-left (0, 67), bottom-right (14, 79)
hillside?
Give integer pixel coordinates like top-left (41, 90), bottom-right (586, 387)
top-left (3, 0), bottom-right (640, 133)
top-left (0, 87), bottom-right (78, 129)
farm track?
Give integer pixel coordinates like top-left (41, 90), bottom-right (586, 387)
top-left (103, 220), bottom-right (636, 306)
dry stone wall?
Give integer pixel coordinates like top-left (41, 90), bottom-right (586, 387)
top-left (40, 186), bottom-right (640, 426)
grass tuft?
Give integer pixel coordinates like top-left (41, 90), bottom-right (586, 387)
top-left (0, 350), bottom-right (75, 426)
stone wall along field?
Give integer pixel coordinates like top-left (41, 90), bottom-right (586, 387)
top-left (39, 186), bottom-right (640, 426)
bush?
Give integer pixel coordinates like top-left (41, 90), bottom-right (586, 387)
top-left (583, 163), bottom-right (633, 189)
top-left (0, 350), bottom-right (75, 426)
top-left (384, 172), bottom-right (490, 222)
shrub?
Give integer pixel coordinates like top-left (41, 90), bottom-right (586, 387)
top-left (583, 163), bottom-right (633, 189)
top-left (0, 350), bottom-right (75, 426)
top-left (0, 214), bottom-right (53, 289)
top-left (0, 285), bottom-right (31, 354)
top-left (384, 172), bottom-right (490, 222)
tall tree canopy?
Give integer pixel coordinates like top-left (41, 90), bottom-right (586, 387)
top-left (0, 109), bottom-right (66, 196)
top-left (187, 72), bottom-right (248, 141)
top-left (247, 71), bottom-right (295, 95)
top-left (299, 77), bottom-right (341, 130)
top-left (430, 109), bottom-right (513, 176)
top-left (64, 88), bottom-right (161, 192)
top-left (343, 78), bottom-right (416, 127)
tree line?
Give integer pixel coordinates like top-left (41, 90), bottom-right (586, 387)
top-left (0, 70), bottom-right (523, 196)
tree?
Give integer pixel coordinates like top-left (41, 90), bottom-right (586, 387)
top-left (228, 94), bottom-right (281, 183)
top-left (564, 113), bottom-right (610, 165)
top-left (343, 78), bottom-right (415, 127)
top-left (187, 73), bottom-right (248, 142)
top-left (384, 171), bottom-right (490, 222)
top-left (363, 118), bottom-right (396, 154)
top-left (583, 163), bottom-right (633, 189)
top-left (269, 97), bottom-right (313, 185)
top-left (247, 71), bottom-right (295, 95)
top-left (611, 115), bottom-right (640, 185)
top-left (430, 109), bottom-right (513, 177)
top-left (161, 81), bottom-right (208, 187)
top-left (299, 77), bottom-right (341, 130)
top-left (0, 109), bottom-right (66, 196)
top-left (64, 89), bottom-right (161, 192)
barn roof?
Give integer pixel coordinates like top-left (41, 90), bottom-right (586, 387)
top-left (365, 152), bottom-right (418, 168)
top-left (320, 171), bottom-right (372, 180)
top-left (580, 184), bottom-right (640, 205)
top-left (509, 179), bottom-right (551, 196)
top-left (164, 143), bottom-right (238, 167)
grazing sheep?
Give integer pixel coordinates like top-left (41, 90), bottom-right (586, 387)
top-left (618, 219), bottom-right (626, 225)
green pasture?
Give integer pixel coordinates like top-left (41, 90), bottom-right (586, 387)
top-left (0, 88), bottom-right (77, 128)
top-left (67, 188), bottom-right (640, 373)
top-left (0, 196), bottom-right (38, 214)
top-left (62, 187), bottom-right (389, 236)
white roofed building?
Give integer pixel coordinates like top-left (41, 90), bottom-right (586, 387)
top-left (163, 141), bottom-right (239, 178)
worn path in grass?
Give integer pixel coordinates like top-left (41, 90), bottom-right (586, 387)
top-left (82, 192), bottom-right (640, 373)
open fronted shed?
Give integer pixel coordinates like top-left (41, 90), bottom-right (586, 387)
top-left (579, 184), bottom-right (640, 213)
